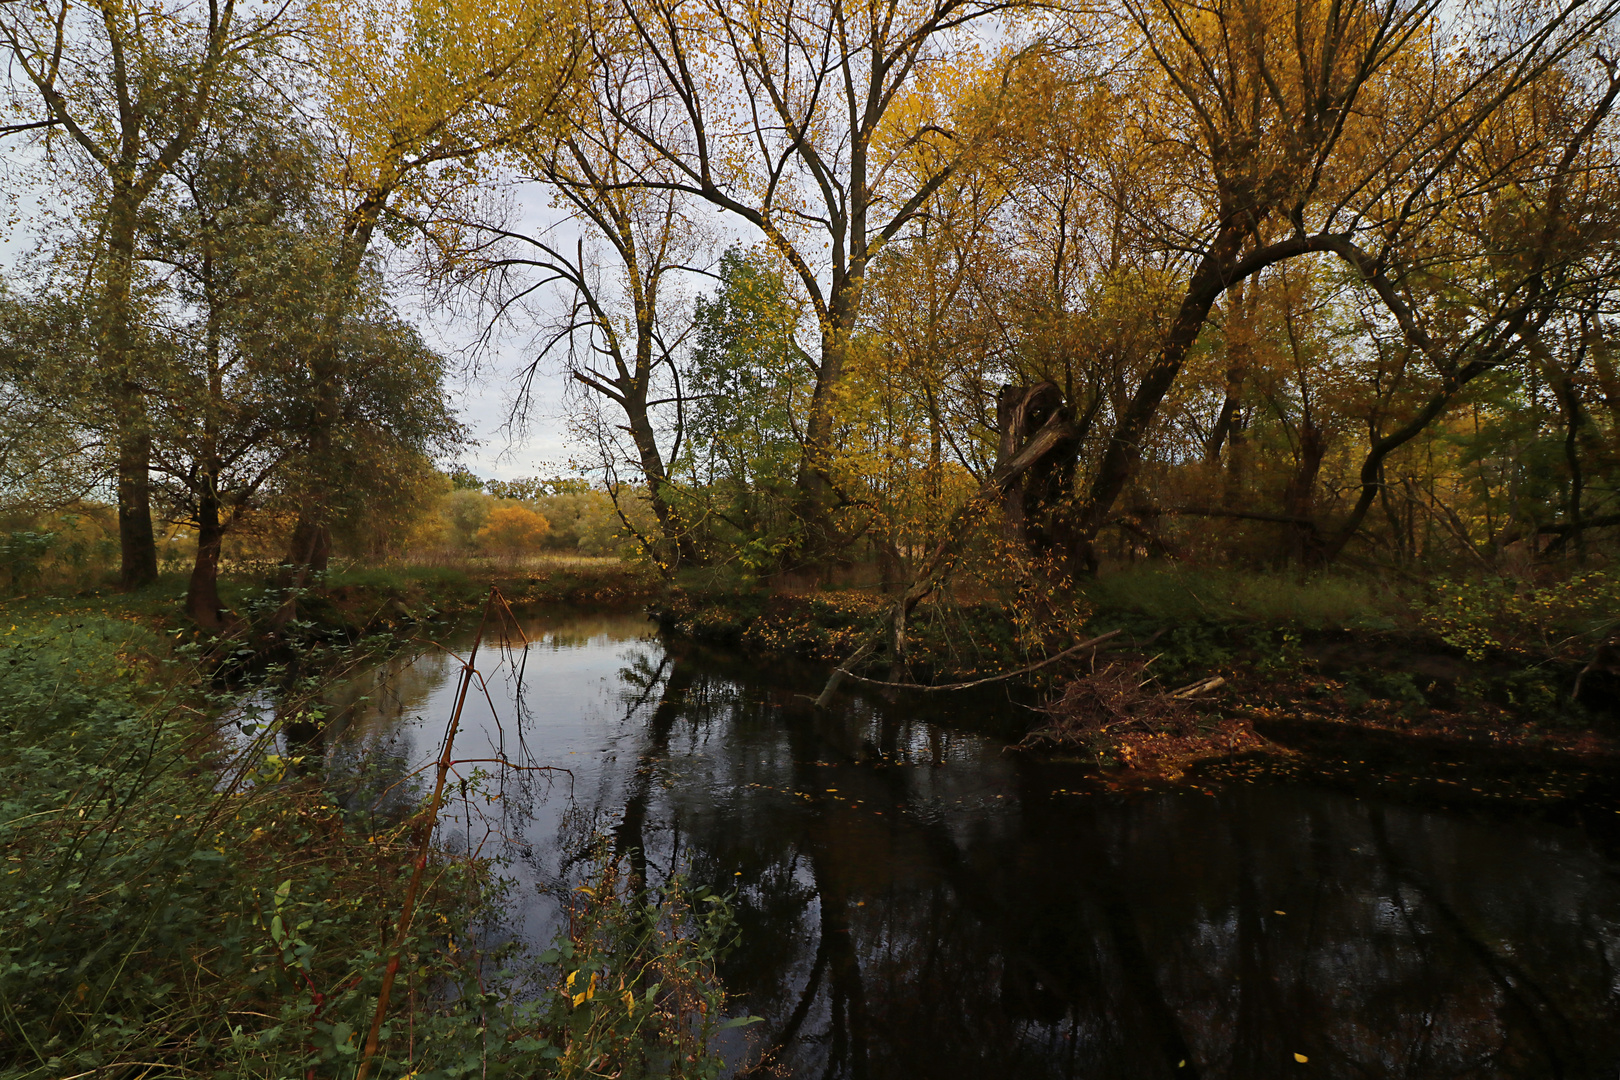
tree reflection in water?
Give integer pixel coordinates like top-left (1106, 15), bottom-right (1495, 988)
top-left (309, 612), bottom-right (1620, 1080)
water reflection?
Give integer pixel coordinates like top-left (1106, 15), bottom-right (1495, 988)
top-left (292, 610), bottom-right (1620, 1080)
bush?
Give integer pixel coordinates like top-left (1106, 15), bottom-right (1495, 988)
top-left (0, 507), bottom-right (118, 592)
top-left (1424, 570), bottom-right (1620, 661)
top-left (477, 504), bottom-right (552, 556)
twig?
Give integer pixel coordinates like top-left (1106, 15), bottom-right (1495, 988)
top-left (356, 587), bottom-right (501, 1080)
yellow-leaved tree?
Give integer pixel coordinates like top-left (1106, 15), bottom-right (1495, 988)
top-left (278, 0), bottom-right (589, 586)
top-left (476, 503), bottom-right (551, 556)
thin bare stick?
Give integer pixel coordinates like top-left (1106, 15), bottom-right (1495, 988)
top-left (831, 630), bottom-right (1123, 694)
top-left (356, 587), bottom-right (501, 1080)
top-left (1168, 675), bottom-right (1226, 698)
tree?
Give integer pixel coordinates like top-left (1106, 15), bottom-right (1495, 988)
top-left (869, 0), bottom-right (1620, 576)
top-left (680, 246), bottom-right (813, 568)
top-left (138, 96), bottom-right (467, 623)
top-left (590, 0), bottom-right (1013, 561)
top-left (274, 0), bottom-right (587, 586)
top-left (437, 47), bottom-right (703, 570)
top-left (0, 0), bottom-right (289, 587)
top-left (476, 503), bottom-right (551, 554)
top-left (140, 96), bottom-right (330, 624)
top-left (0, 288), bottom-right (104, 518)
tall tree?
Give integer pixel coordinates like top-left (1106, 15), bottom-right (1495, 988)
top-left (592, 0), bottom-right (1012, 562)
top-left (275, 0), bottom-right (586, 586)
top-left (140, 98), bottom-right (354, 625)
top-left (437, 49), bottom-right (704, 570)
top-left (0, 0), bottom-right (287, 587)
top-left (682, 246), bottom-right (813, 567)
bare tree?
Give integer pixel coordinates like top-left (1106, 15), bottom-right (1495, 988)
top-left (588, 0), bottom-right (1016, 562)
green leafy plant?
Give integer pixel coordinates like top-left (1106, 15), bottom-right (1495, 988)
top-left (1425, 571), bottom-right (1620, 661)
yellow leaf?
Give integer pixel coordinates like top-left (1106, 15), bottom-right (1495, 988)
top-left (1294, 1053), bottom-right (1309, 1063)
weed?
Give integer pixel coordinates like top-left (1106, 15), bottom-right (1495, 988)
top-left (0, 614), bottom-right (741, 1079)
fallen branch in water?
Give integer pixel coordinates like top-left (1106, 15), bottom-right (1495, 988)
top-left (832, 630), bottom-right (1123, 694)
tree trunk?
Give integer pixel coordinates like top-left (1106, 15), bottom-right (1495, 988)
top-left (795, 294), bottom-right (862, 565)
top-left (995, 383), bottom-right (1065, 547)
top-left (624, 392), bottom-right (697, 569)
top-left (187, 259), bottom-right (230, 628)
top-left (187, 494), bottom-right (225, 628)
top-left (105, 191), bottom-right (159, 589)
top-left (115, 421), bottom-right (157, 589)
top-left (1320, 366), bottom-right (1491, 563)
top-left (1074, 226), bottom-right (1245, 564)
top-left (276, 190), bottom-right (389, 586)
top-left (1205, 280), bottom-right (1251, 465)
top-left (1554, 369), bottom-right (1587, 560)
top-left (1279, 419), bottom-right (1325, 566)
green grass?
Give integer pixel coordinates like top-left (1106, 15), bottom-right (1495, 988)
top-left (1082, 565), bottom-right (1412, 631)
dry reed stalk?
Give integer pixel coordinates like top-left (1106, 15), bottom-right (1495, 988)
top-left (355, 586), bottom-right (514, 1080)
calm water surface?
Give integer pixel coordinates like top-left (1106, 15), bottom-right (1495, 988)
top-left (287, 608), bottom-right (1620, 1080)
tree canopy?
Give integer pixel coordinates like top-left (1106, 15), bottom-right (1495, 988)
top-left (3, 0), bottom-right (1620, 608)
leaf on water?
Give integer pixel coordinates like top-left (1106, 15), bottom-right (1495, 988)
top-left (1294, 1053), bottom-right (1309, 1063)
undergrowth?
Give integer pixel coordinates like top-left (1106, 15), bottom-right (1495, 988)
top-left (0, 614), bottom-right (742, 1079)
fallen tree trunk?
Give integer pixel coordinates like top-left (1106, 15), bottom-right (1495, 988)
top-left (833, 630), bottom-right (1123, 695)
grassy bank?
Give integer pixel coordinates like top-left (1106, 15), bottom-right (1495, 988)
top-left (0, 573), bottom-right (737, 1079)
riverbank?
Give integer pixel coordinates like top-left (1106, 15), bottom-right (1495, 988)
top-left (12, 555), bottom-right (1614, 814)
top-left (0, 571), bottom-right (732, 1079)
top-left (269, 561), bottom-right (1620, 784)
top-left (647, 566), bottom-right (1620, 784)
top-left (219, 558), bottom-right (1616, 784)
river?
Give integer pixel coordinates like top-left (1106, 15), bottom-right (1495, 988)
top-left (283, 607), bottom-right (1620, 1079)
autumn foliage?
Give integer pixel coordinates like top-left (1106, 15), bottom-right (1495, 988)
top-left (475, 504), bottom-right (552, 555)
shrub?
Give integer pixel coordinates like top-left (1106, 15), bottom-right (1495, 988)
top-left (1425, 570), bottom-right (1620, 660)
top-left (477, 504), bottom-right (552, 555)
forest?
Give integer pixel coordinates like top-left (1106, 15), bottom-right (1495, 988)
top-left (5, 0), bottom-right (1620, 1075)
top-left (3, 0), bottom-right (1620, 603)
